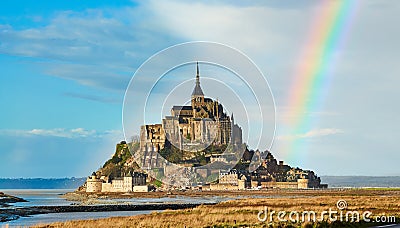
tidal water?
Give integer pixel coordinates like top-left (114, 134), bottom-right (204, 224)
top-left (1, 189), bottom-right (72, 207)
top-left (3, 210), bottom-right (157, 227)
top-left (0, 189), bottom-right (231, 227)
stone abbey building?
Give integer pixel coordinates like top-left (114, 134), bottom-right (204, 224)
top-left (140, 63), bottom-right (242, 168)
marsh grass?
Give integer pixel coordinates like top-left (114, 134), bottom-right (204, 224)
top-left (34, 189), bottom-right (400, 228)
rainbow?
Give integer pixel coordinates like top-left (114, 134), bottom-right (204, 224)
top-left (284, 1), bottom-right (358, 162)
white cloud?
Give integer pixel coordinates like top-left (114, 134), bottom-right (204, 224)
top-left (0, 128), bottom-right (122, 139)
top-left (0, 6), bottom-right (180, 91)
top-left (63, 91), bottom-right (121, 104)
top-left (276, 106), bottom-right (341, 124)
top-left (0, 1), bottom-right (321, 94)
top-left (148, 0), bottom-right (314, 57)
top-left (276, 128), bottom-right (344, 141)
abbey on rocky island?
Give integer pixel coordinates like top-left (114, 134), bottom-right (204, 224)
top-left (139, 63), bottom-right (242, 168)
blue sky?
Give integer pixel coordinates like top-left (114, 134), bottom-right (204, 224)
top-left (0, 1), bottom-right (399, 177)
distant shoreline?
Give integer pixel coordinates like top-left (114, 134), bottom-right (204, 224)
top-left (1, 176), bottom-right (400, 189)
top-left (0, 178), bottom-right (85, 189)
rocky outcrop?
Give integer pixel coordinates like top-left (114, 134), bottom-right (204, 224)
top-left (0, 192), bottom-right (28, 222)
top-left (0, 192), bottom-right (27, 207)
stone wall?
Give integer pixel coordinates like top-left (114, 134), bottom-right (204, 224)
top-left (133, 185), bottom-right (149, 192)
top-left (210, 183), bottom-right (240, 191)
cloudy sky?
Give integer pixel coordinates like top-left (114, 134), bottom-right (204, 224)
top-left (0, 0), bottom-right (399, 177)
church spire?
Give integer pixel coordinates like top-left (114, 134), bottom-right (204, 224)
top-left (196, 61), bottom-right (200, 87)
top-left (192, 61), bottom-right (204, 96)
